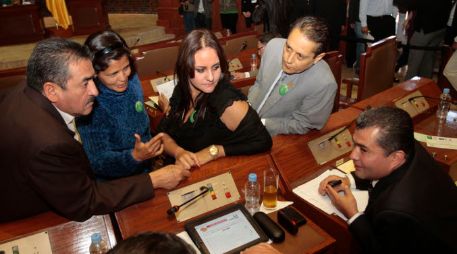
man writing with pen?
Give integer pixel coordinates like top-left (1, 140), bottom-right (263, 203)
top-left (318, 106), bottom-right (457, 254)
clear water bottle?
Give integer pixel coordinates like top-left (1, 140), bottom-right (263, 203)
top-left (89, 232), bottom-right (109, 254)
top-left (436, 88), bottom-right (452, 121)
top-left (250, 54), bottom-right (258, 71)
top-left (245, 173), bottom-right (260, 215)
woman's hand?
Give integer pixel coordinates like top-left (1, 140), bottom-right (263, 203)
top-left (131, 133), bottom-right (164, 161)
top-left (174, 147), bottom-right (200, 169)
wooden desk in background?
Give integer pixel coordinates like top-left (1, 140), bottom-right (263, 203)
top-left (0, 214), bottom-right (115, 254)
top-left (115, 153), bottom-right (336, 254)
top-left (350, 77), bottom-right (456, 178)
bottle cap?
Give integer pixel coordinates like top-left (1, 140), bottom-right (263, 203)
top-left (248, 173), bottom-right (257, 182)
top-left (91, 233), bottom-right (101, 243)
top-left (443, 88), bottom-right (450, 94)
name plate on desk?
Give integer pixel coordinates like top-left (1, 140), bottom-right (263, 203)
top-left (308, 127), bottom-right (354, 165)
top-left (228, 58), bottom-right (243, 72)
top-left (394, 90), bottom-right (430, 118)
top-left (168, 171), bottom-right (240, 223)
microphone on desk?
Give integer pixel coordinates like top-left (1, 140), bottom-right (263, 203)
top-left (325, 105), bottom-right (372, 143)
top-left (132, 37), bottom-right (141, 48)
top-left (167, 186), bottom-right (210, 216)
top-left (239, 41), bottom-right (248, 52)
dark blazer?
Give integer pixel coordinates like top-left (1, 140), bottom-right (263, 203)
top-left (0, 86), bottom-right (153, 222)
top-left (413, 0), bottom-right (452, 34)
top-left (241, 0), bottom-right (256, 13)
top-left (350, 142), bottom-right (457, 254)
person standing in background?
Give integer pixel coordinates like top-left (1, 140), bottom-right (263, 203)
top-left (241, 0), bottom-right (257, 28)
top-left (405, 0), bottom-right (452, 79)
top-left (445, 0), bottom-right (457, 46)
top-left (349, 0), bottom-right (365, 74)
top-left (220, 0), bottom-right (238, 34)
top-left (314, 0), bottom-right (347, 51)
top-left (180, 0), bottom-right (196, 33)
top-left (359, 0), bottom-right (397, 42)
top-left (194, 0), bottom-right (213, 30)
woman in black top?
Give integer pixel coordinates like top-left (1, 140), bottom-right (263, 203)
top-left (158, 29), bottom-right (272, 168)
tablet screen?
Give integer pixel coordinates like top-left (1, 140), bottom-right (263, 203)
top-left (185, 204), bottom-right (268, 254)
top-left (194, 209), bottom-right (260, 254)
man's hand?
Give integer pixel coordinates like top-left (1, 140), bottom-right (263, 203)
top-left (131, 133), bottom-right (164, 162)
top-left (149, 164), bottom-right (191, 190)
top-left (361, 26), bottom-right (369, 34)
top-left (325, 184), bottom-right (359, 219)
top-left (318, 175), bottom-right (350, 195)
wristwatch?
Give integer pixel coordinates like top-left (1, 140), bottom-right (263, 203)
top-left (209, 145), bottom-right (219, 158)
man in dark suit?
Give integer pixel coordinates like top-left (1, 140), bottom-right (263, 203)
top-left (241, 0), bottom-right (257, 28)
top-left (0, 38), bottom-right (190, 222)
top-left (319, 107), bottom-right (457, 253)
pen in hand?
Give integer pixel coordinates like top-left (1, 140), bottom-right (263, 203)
top-left (328, 179), bottom-right (342, 188)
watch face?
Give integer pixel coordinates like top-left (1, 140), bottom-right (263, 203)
top-left (209, 145), bottom-right (218, 156)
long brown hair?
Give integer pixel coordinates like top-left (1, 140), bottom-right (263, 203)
top-left (173, 29), bottom-right (229, 123)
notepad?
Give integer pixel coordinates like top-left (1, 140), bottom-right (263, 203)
top-left (293, 169), bottom-right (368, 220)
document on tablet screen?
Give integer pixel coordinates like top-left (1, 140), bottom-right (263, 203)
top-left (195, 210), bottom-right (260, 254)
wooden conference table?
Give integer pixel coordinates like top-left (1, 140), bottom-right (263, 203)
top-left (0, 214), bottom-right (116, 254)
top-left (114, 152), bottom-right (336, 254)
top-left (2, 77), bottom-right (455, 254)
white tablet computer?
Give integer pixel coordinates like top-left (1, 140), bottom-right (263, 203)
top-left (185, 204), bottom-right (268, 254)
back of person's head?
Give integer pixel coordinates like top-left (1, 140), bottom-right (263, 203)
top-left (355, 107), bottom-right (414, 158)
top-left (27, 38), bottom-right (91, 92)
top-left (84, 30), bottom-right (136, 75)
top-left (107, 232), bottom-right (196, 254)
top-left (291, 16), bottom-right (329, 55)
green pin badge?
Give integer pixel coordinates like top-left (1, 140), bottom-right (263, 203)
top-left (279, 83), bottom-right (288, 96)
top-left (189, 110), bottom-right (197, 123)
top-left (135, 101), bottom-right (144, 112)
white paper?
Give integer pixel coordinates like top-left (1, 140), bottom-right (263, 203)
top-left (155, 79), bottom-right (176, 100)
top-left (0, 231), bottom-right (52, 254)
top-left (260, 200), bottom-right (293, 214)
top-left (293, 169), bottom-right (369, 220)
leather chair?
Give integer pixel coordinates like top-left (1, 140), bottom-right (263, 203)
top-left (323, 51), bottom-right (343, 112)
top-left (341, 36), bottom-right (397, 107)
top-left (135, 45), bottom-right (179, 80)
